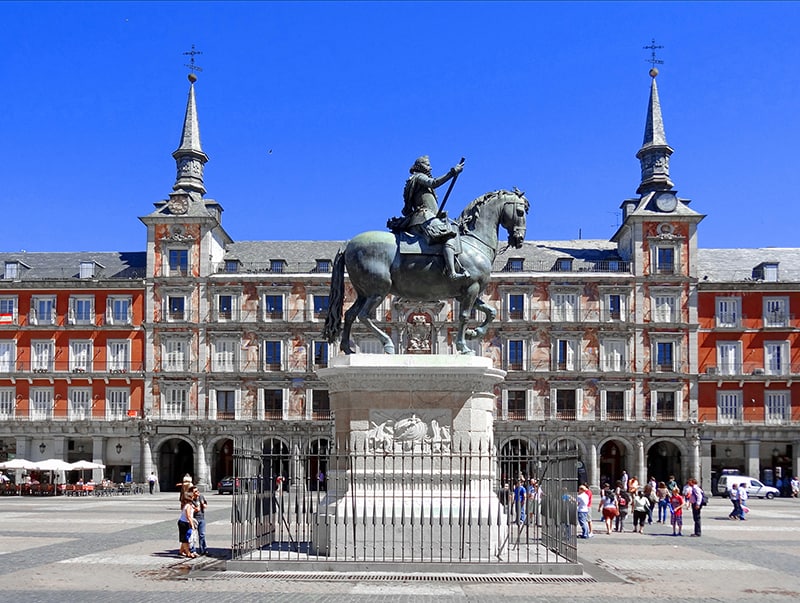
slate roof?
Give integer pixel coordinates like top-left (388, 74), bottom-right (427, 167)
top-left (697, 248), bottom-right (800, 283)
top-left (0, 251), bottom-right (147, 281)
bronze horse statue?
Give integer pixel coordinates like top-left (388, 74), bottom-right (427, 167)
top-left (323, 188), bottom-right (529, 354)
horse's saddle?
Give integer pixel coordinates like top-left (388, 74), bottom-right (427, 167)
top-left (396, 230), bottom-right (462, 256)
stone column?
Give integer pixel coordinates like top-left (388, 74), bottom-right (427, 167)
top-left (745, 440), bottom-right (760, 478)
top-left (636, 437), bottom-right (646, 483)
top-left (196, 437), bottom-right (209, 489)
top-left (141, 433), bottom-right (156, 491)
top-left (589, 441), bottom-right (599, 491)
top-left (690, 434), bottom-right (701, 481)
top-left (92, 436), bottom-right (105, 482)
top-left (699, 436), bottom-right (713, 489)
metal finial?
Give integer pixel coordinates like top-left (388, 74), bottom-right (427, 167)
top-left (183, 44), bottom-right (203, 79)
top-left (643, 38), bottom-right (664, 77)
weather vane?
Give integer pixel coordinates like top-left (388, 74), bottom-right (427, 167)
top-left (643, 39), bottom-right (664, 76)
top-left (183, 44), bottom-right (203, 80)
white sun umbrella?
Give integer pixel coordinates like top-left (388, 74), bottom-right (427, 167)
top-left (68, 460), bottom-right (106, 483)
top-left (34, 459), bottom-right (74, 471)
top-left (0, 458), bottom-right (38, 471)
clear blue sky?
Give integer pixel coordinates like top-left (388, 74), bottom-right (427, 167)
top-left (2, 1), bottom-right (798, 252)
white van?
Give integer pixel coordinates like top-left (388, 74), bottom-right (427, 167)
top-left (716, 475), bottom-right (779, 499)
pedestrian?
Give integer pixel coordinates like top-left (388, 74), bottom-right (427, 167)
top-left (148, 471), bottom-right (157, 495)
top-left (620, 470), bottom-right (629, 492)
top-left (177, 488), bottom-right (198, 558)
top-left (583, 482), bottom-right (594, 535)
top-left (656, 481), bottom-right (670, 523)
top-left (513, 478), bottom-right (527, 524)
top-left (791, 476), bottom-right (799, 498)
top-left (632, 490), bottom-right (651, 533)
top-left (598, 484), bottom-right (618, 534)
top-left (687, 477), bottom-right (704, 536)
top-left (644, 483), bottom-right (657, 524)
top-left (526, 478), bottom-right (541, 526)
top-left (577, 485), bottom-right (592, 538)
top-left (498, 482), bottom-right (512, 511)
top-left (192, 486), bottom-right (208, 555)
top-left (627, 475), bottom-right (640, 495)
top-left (669, 486), bottom-right (684, 536)
top-left (177, 474), bottom-right (193, 508)
top-left (728, 483), bottom-right (741, 520)
top-left (667, 475), bottom-right (678, 493)
top-left (738, 482), bottom-right (749, 520)
top-left (615, 482), bottom-right (630, 532)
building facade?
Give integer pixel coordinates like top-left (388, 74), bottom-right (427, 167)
top-left (1, 70), bottom-right (798, 493)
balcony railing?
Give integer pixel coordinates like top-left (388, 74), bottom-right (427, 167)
top-left (703, 363), bottom-right (800, 377)
top-left (4, 361), bottom-right (144, 374)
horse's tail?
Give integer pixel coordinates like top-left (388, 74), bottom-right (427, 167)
top-left (322, 248), bottom-right (346, 343)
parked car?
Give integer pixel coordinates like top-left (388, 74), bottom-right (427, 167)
top-left (716, 475), bottom-right (779, 499)
top-left (217, 476), bottom-right (238, 495)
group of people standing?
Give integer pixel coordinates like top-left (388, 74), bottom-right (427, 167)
top-left (593, 473), bottom-right (706, 538)
top-left (726, 482), bottom-right (750, 521)
top-left (177, 474), bottom-right (209, 558)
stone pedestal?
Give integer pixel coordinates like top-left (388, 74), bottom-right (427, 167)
top-left (313, 354), bottom-right (506, 560)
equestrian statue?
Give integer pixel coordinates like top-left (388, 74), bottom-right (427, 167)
top-left (322, 155), bottom-right (529, 355)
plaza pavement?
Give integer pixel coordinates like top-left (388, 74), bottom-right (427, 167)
top-left (0, 491), bottom-right (798, 602)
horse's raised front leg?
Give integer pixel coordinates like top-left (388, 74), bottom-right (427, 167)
top-left (358, 293), bottom-right (395, 354)
top-left (465, 297), bottom-right (497, 342)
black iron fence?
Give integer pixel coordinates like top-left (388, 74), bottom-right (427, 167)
top-left (230, 439), bottom-right (579, 570)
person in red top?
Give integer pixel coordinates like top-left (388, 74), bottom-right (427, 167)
top-left (669, 486), bottom-right (684, 536)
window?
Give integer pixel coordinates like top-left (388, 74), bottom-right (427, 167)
top-left (507, 294), bottom-right (524, 320)
top-left (263, 294), bottom-right (284, 320)
top-left (765, 392), bottom-right (790, 424)
top-left (270, 259), bottom-right (285, 273)
top-left (555, 338), bottom-right (578, 371)
top-left (212, 338), bottom-right (238, 372)
top-left (655, 391), bottom-right (676, 421)
top-left (765, 341), bottom-right (789, 375)
top-left (30, 296), bottom-right (56, 325)
top-left (507, 390), bottom-right (526, 420)
top-left (505, 258), bottom-right (524, 272)
top-left (69, 296), bottom-right (94, 325)
top-left (605, 390), bottom-right (625, 421)
top-left (313, 341), bottom-right (329, 368)
top-left (717, 391), bottom-right (742, 424)
top-left (69, 340), bottom-right (93, 373)
top-left (162, 388), bottom-right (187, 420)
top-left (0, 297), bottom-right (17, 324)
top-left (551, 292), bottom-right (578, 322)
top-left (0, 388), bottom-right (14, 420)
top-left (716, 297), bottom-right (741, 328)
top-left (79, 261), bottom-right (95, 279)
top-left (4, 262), bottom-right (18, 280)
top-left (216, 389), bottom-right (237, 420)
top-left (605, 293), bottom-right (623, 321)
top-left (655, 246), bottom-right (675, 274)
top-left (555, 258), bottom-right (573, 272)
top-left (655, 341), bottom-right (675, 372)
top-left (107, 296), bottom-right (132, 325)
top-left (263, 389), bottom-right (283, 420)
top-left (0, 340), bottom-right (15, 372)
top-left (167, 295), bottom-right (186, 321)
top-left (30, 388), bottom-right (53, 420)
top-left (653, 294), bottom-right (677, 323)
top-left (68, 388), bottom-right (91, 420)
top-left (164, 339), bottom-right (188, 372)
top-left (315, 259), bottom-right (331, 273)
top-left (311, 390), bottom-right (331, 420)
top-left (107, 388), bottom-right (129, 420)
top-left (224, 260), bottom-right (239, 273)
top-left (217, 294), bottom-right (234, 321)
top-left (717, 342), bottom-right (740, 376)
top-left (555, 390), bottom-right (576, 420)
top-left (168, 249), bottom-right (189, 276)
top-left (313, 295), bottom-right (330, 320)
top-left (603, 339), bottom-right (626, 372)
top-left (507, 339), bottom-right (524, 371)
top-left (754, 262), bottom-right (779, 282)
top-left (31, 340), bottom-right (54, 372)
top-left (764, 297), bottom-right (789, 328)
top-left (108, 340), bottom-right (130, 373)
top-left (263, 341), bottom-right (282, 370)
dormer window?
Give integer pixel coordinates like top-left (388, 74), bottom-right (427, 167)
top-left (505, 258), bottom-right (524, 272)
top-left (224, 260), bottom-right (239, 273)
top-left (270, 260), bottom-right (285, 273)
top-left (754, 262), bottom-right (779, 282)
top-left (3, 262), bottom-right (18, 280)
top-left (554, 258), bottom-right (573, 272)
top-left (315, 259), bottom-right (331, 273)
top-left (80, 261), bottom-right (95, 279)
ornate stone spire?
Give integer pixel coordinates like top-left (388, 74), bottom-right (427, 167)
top-left (172, 73), bottom-right (208, 195)
top-left (636, 68), bottom-right (674, 195)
